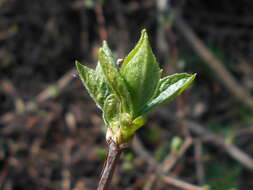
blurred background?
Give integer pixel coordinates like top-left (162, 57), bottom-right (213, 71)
top-left (1, 0), bottom-right (253, 189)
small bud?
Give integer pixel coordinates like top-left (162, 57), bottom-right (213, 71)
top-left (76, 29), bottom-right (196, 146)
top-left (201, 185), bottom-right (211, 190)
top-left (171, 136), bottom-right (183, 154)
top-left (116, 58), bottom-right (124, 66)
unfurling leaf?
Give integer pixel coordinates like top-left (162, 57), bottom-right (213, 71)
top-left (155, 73), bottom-right (194, 97)
top-left (76, 61), bottom-right (110, 109)
top-left (76, 29), bottom-right (196, 145)
top-left (103, 94), bottom-right (121, 127)
top-left (121, 29), bottom-right (160, 116)
top-left (98, 48), bottom-right (133, 115)
top-left (101, 41), bottom-right (115, 63)
top-left (171, 136), bottom-right (183, 153)
top-left (138, 73), bottom-right (196, 115)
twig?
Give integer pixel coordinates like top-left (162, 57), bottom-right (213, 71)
top-left (97, 139), bottom-right (122, 190)
top-left (173, 12), bottom-right (253, 108)
top-left (150, 109), bottom-right (253, 171)
top-left (156, 0), bottom-right (170, 65)
top-left (141, 136), bottom-right (192, 190)
top-left (132, 136), bottom-right (200, 190)
top-left (194, 140), bottom-right (205, 185)
top-left (186, 120), bottom-right (253, 171)
top-left (162, 175), bottom-right (203, 190)
top-left (0, 79), bottom-right (25, 113)
top-left (162, 137), bottom-right (192, 173)
top-left (95, 0), bottom-right (108, 41)
top-left (111, 0), bottom-right (129, 56)
top-left (0, 67), bottom-right (76, 123)
top-left (0, 26), bottom-right (17, 40)
top-left (132, 137), bottom-right (158, 190)
top-left (0, 161), bottom-right (11, 188)
top-left (132, 136), bottom-right (157, 167)
top-left (62, 139), bottom-right (72, 190)
top-left (30, 68), bottom-right (76, 107)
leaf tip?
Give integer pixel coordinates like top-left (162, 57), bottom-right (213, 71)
top-left (98, 47), bottom-right (104, 57)
top-left (191, 73), bottom-right (197, 81)
top-left (102, 40), bottom-right (108, 47)
top-left (141, 28), bottom-right (149, 41)
top-left (75, 60), bottom-right (82, 71)
top-left (141, 28), bottom-right (147, 35)
top-left (75, 60), bottom-right (80, 65)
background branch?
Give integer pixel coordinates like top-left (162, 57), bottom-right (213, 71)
top-left (173, 12), bottom-right (253, 108)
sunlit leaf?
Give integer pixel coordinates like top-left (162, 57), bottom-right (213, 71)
top-left (76, 29), bottom-right (196, 145)
top-left (103, 94), bottom-right (121, 127)
top-left (98, 48), bottom-right (133, 114)
top-left (101, 41), bottom-right (115, 63)
top-left (138, 73), bottom-right (196, 115)
top-left (121, 29), bottom-right (160, 116)
top-left (76, 61), bottom-right (110, 109)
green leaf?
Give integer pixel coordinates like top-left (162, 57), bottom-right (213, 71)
top-left (119, 115), bottom-right (146, 144)
top-left (121, 30), bottom-right (145, 69)
top-left (75, 61), bottom-right (110, 109)
top-left (130, 115), bottom-right (146, 132)
top-left (121, 29), bottom-right (160, 116)
top-left (101, 41), bottom-right (115, 63)
top-left (154, 73), bottom-right (194, 97)
top-left (98, 48), bottom-right (133, 115)
top-left (103, 94), bottom-right (121, 127)
top-left (76, 29), bottom-right (197, 146)
top-left (138, 73), bottom-right (196, 115)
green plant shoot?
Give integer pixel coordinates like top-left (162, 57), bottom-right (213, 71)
top-left (76, 29), bottom-right (196, 145)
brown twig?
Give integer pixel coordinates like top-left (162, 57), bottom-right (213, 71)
top-left (132, 136), bottom-right (199, 190)
top-left (186, 120), bottom-right (253, 171)
top-left (95, 0), bottom-right (108, 41)
top-left (162, 175), bottom-right (203, 190)
top-left (132, 136), bottom-right (157, 167)
top-left (31, 68), bottom-right (76, 106)
top-left (144, 137), bottom-right (193, 190)
top-left (162, 137), bottom-right (193, 173)
top-left (0, 26), bottom-right (17, 40)
top-left (62, 139), bottom-right (73, 190)
top-left (0, 67), bottom-right (76, 123)
top-left (194, 140), bottom-right (205, 185)
top-left (97, 139), bottom-right (122, 190)
top-left (148, 109), bottom-right (253, 172)
top-left (0, 79), bottom-right (25, 113)
top-left (151, 108), bottom-right (253, 172)
top-left (111, 0), bottom-right (129, 56)
top-left (173, 12), bottom-right (253, 108)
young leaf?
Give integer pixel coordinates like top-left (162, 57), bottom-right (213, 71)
top-left (76, 61), bottom-right (110, 109)
top-left (129, 115), bottom-right (146, 132)
top-left (121, 30), bottom-right (145, 68)
top-left (101, 41), bottom-right (115, 63)
top-left (138, 73), bottom-right (196, 115)
top-left (98, 48), bottom-right (133, 115)
top-left (119, 115), bottom-right (146, 144)
top-left (121, 29), bottom-right (160, 115)
top-left (103, 94), bottom-right (121, 127)
top-left (154, 73), bottom-right (194, 97)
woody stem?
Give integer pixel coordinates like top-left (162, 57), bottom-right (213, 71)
top-left (97, 139), bottom-right (122, 190)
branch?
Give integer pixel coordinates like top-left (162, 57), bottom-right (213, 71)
top-left (27, 68), bottom-right (76, 109)
top-left (173, 12), bottom-right (253, 108)
top-left (97, 139), bottom-right (122, 190)
top-left (1, 67), bottom-right (76, 123)
top-left (95, 0), bottom-right (108, 41)
top-left (186, 120), bottom-right (253, 171)
top-left (162, 175), bottom-right (204, 190)
top-left (194, 140), bottom-right (205, 185)
top-left (162, 138), bottom-right (192, 172)
top-left (132, 137), bottom-right (201, 190)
